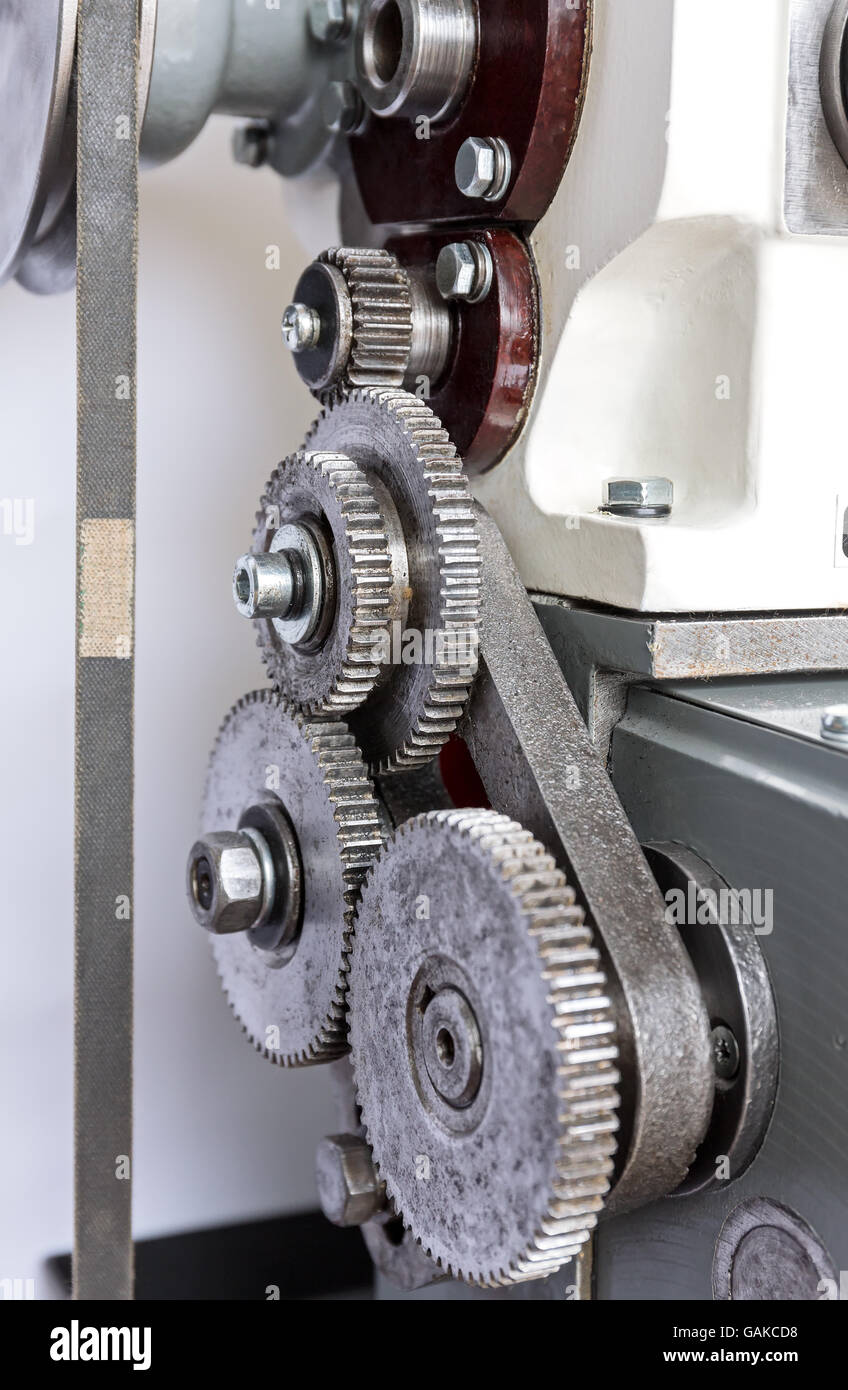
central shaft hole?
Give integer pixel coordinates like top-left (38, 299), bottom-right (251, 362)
top-left (192, 856), bottom-right (214, 911)
top-left (234, 567), bottom-right (251, 606)
top-left (372, 0), bottom-right (403, 83)
top-left (436, 1027), bottom-right (455, 1069)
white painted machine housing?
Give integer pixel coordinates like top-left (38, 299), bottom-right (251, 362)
top-left (475, 0), bottom-right (848, 613)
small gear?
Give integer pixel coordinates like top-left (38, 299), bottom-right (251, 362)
top-left (203, 690), bottom-right (384, 1066)
top-left (250, 449), bottom-right (401, 716)
top-left (285, 247), bottom-right (414, 403)
top-left (307, 388), bottom-right (481, 775)
top-left (348, 809), bottom-right (620, 1286)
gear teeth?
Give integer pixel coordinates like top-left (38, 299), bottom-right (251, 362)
top-left (318, 248), bottom-right (414, 403)
top-left (306, 390), bottom-right (481, 776)
top-left (253, 451), bottom-right (396, 717)
top-left (207, 690), bottom-right (384, 1068)
top-left (348, 809), bottom-right (620, 1288)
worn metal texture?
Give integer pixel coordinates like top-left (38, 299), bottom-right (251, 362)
top-left (785, 0), bottom-right (848, 234)
top-left (348, 810), bottom-right (620, 1284)
top-left (713, 1198), bottom-right (838, 1301)
top-left (597, 686), bottom-right (848, 1299)
top-left (658, 672), bottom-right (848, 755)
top-left (203, 691), bottom-right (383, 1066)
top-left (461, 509), bottom-right (713, 1212)
top-left (74, 0), bottom-right (139, 1302)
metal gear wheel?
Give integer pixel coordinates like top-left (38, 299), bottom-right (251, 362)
top-left (202, 690), bottom-right (384, 1066)
top-left (348, 809), bottom-right (621, 1286)
top-left (286, 247), bottom-right (414, 403)
top-left (249, 449), bottom-right (401, 716)
top-left (306, 388), bottom-right (481, 775)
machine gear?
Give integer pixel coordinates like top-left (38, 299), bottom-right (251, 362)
top-left (348, 809), bottom-right (621, 1285)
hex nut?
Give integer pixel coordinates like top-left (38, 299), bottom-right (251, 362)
top-left (435, 241), bottom-right (493, 303)
top-left (309, 0), bottom-right (351, 44)
top-left (454, 136), bottom-right (512, 201)
top-left (186, 832), bottom-right (265, 935)
top-left (602, 477), bottom-right (674, 517)
top-left (315, 1134), bottom-right (386, 1227)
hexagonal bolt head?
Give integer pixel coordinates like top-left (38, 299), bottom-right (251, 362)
top-left (232, 123), bottom-right (271, 169)
top-left (435, 241), bottom-right (494, 304)
top-left (309, 0), bottom-right (351, 44)
top-left (282, 302), bottom-right (322, 354)
top-left (602, 477), bottom-right (674, 517)
top-left (233, 552), bottom-right (297, 620)
top-left (316, 1134), bottom-right (386, 1227)
top-left (186, 832), bottom-right (266, 935)
top-left (454, 135), bottom-right (512, 201)
top-left (821, 705), bottom-right (848, 745)
top-left (322, 80), bottom-right (367, 135)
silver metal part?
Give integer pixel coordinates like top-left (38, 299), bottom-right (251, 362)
top-left (310, 0), bottom-right (353, 45)
top-left (282, 302), bottom-right (323, 354)
top-left (348, 810), bottom-right (620, 1286)
top-left (186, 831), bottom-right (267, 936)
top-left (785, 0), bottom-right (848, 235)
top-left (821, 703), bottom-right (848, 744)
top-left (251, 451), bottom-right (403, 716)
top-left (315, 1134), bottom-right (387, 1227)
top-left (406, 266), bottom-right (454, 386)
top-left (455, 136), bottom-right (513, 202)
top-left (268, 520), bottom-right (332, 649)
top-left (643, 843), bottom-right (779, 1197)
top-left (307, 390), bottom-right (481, 774)
top-left (435, 241), bottom-right (494, 304)
top-left (462, 506), bottom-right (714, 1211)
top-left (233, 552), bottom-right (296, 621)
top-left (601, 476), bottom-right (674, 519)
top-left (322, 80), bottom-right (367, 135)
top-left (231, 122), bottom-right (271, 169)
top-left (713, 1198), bottom-right (838, 1300)
top-left (0, 0), bottom-right (78, 289)
top-left (203, 691), bottom-right (383, 1066)
top-left (355, 0), bottom-right (478, 123)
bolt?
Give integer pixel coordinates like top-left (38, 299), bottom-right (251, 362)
top-left (282, 302), bottom-right (322, 354)
top-left (711, 1024), bottom-right (741, 1082)
top-left (186, 830), bottom-right (273, 935)
top-left (309, 0), bottom-right (351, 44)
top-left (435, 241), bottom-right (493, 303)
top-left (315, 1134), bottom-right (386, 1228)
top-left (601, 477), bottom-right (674, 518)
top-left (233, 552), bottom-right (298, 621)
top-left (454, 136), bottom-right (512, 201)
top-left (821, 706), bottom-right (848, 746)
top-left (322, 80), bottom-right (367, 135)
top-left (232, 122), bottom-right (271, 169)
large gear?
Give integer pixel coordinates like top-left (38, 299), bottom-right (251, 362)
top-left (286, 247), bottom-right (414, 403)
top-left (250, 449), bottom-right (400, 716)
top-left (306, 388), bottom-right (481, 775)
top-left (202, 690), bottom-right (384, 1066)
top-left (348, 809), bottom-right (621, 1286)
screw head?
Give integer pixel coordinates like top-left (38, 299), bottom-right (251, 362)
top-left (282, 302), bottom-right (322, 354)
top-left (232, 123), bottom-right (271, 169)
top-left (322, 80), bottom-right (366, 135)
top-left (233, 552), bottom-right (297, 621)
top-left (309, 0), bottom-right (350, 44)
top-left (315, 1134), bottom-right (386, 1228)
top-left (435, 241), bottom-right (494, 303)
top-left (186, 832), bottom-right (266, 935)
top-left (602, 477), bottom-right (674, 518)
top-left (711, 1024), bottom-right (741, 1082)
top-left (821, 706), bottom-right (848, 744)
top-left (455, 136), bottom-right (512, 201)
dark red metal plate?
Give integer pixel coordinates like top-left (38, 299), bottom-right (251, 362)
top-left (353, 0), bottom-right (592, 229)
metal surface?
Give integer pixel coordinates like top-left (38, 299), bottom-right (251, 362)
top-left (186, 831), bottom-right (267, 935)
top-left (315, 1134), bottom-right (387, 1228)
top-left (595, 685), bottom-right (848, 1299)
top-left (307, 391), bottom-right (480, 774)
top-left (657, 674), bottom-right (848, 755)
top-left (322, 80), bottom-right (367, 135)
top-left (435, 241), bottom-right (493, 303)
top-left (233, 551), bottom-right (297, 622)
top-left (0, 0), bottom-right (77, 287)
top-left (785, 0), bottom-right (848, 234)
top-left (822, 703), bottom-right (848, 744)
top-left (713, 1199), bottom-right (838, 1301)
top-left (267, 518), bottom-right (333, 649)
top-left (310, 0), bottom-right (353, 45)
top-left (462, 507), bottom-right (714, 1212)
top-left (74, 0), bottom-right (138, 1304)
top-left (454, 136), bottom-right (512, 202)
top-left (250, 450), bottom-right (400, 715)
top-left (355, 0), bottom-right (477, 122)
top-left (820, 0), bottom-right (848, 167)
top-left (202, 692), bottom-right (383, 1066)
top-left (348, 810), bottom-right (620, 1285)
top-left (643, 843), bottom-right (779, 1197)
top-left (601, 476), bottom-right (673, 519)
top-left (231, 123), bottom-right (272, 169)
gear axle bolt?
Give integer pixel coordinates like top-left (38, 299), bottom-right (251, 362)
top-left (233, 552), bottom-right (298, 621)
top-left (186, 830), bottom-right (273, 936)
top-left (315, 1134), bottom-right (386, 1227)
top-left (282, 302), bottom-right (322, 354)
